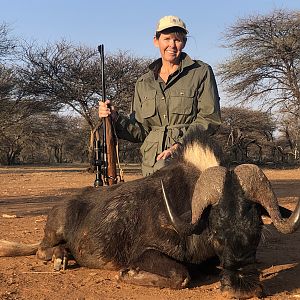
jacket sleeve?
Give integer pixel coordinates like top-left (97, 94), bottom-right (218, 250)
top-left (184, 65), bottom-right (221, 139)
top-left (114, 82), bottom-right (150, 143)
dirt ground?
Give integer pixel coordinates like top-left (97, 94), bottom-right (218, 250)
top-left (0, 165), bottom-right (299, 300)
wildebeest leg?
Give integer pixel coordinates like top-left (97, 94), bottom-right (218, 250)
top-left (117, 250), bottom-right (190, 289)
top-left (36, 205), bottom-right (69, 270)
top-left (51, 244), bottom-right (70, 271)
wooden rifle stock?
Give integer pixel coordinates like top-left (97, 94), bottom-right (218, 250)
top-left (103, 117), bottom-right (118, 185)
top-left (98, 44), bottom-right (118, 186)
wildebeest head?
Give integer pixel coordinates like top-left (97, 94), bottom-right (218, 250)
top-left (162, 136), bottom-right (300, 298)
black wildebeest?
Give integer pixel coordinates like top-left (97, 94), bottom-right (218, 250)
top-left (1, 127), bottom-right (299, 299)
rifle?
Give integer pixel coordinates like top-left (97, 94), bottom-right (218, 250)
top-left (94, 44), bottom-right (119, 187)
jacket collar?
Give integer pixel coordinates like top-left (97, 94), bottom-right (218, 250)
top-left (148, 52), bottom-right (196, 79)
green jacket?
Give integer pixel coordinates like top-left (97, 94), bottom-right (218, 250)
top-left (115, 52), bottom-right (221, 176)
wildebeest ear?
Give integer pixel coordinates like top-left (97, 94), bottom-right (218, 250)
top-left (191, 166), bottom-right (227, 224)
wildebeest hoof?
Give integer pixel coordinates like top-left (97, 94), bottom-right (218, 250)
top-left (53, 257), bottom-right (63, 271)
top-left (117, 267), bottom-right (139, 280)
top-left (62, 255), bottom-right (68, 270)
top-left (52, 254), bottom-right (68, 271)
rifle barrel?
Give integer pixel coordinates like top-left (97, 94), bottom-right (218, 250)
top-left (97, 44), bottom-right (118, 186)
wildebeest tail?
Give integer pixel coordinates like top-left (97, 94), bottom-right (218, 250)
top-left (0, 240), bottom-right (39, 256)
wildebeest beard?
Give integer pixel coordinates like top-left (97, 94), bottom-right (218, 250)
top-left (207, 171), bottom-right (263, 298)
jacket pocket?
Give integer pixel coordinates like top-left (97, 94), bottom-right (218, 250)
top-left (140, 131), bottom-right (159, 167)
top-left (141, 90), bottom-right (156, 118)
top-left (169, 89), bottom-right (195, 115)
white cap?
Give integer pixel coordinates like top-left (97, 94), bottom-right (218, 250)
top-left (156, 15), bottom-right (188, 34)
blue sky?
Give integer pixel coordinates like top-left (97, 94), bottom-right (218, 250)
top-left (1, 0), bottom-right (299, 104)
top-left (2, 0), bottom-right (299, 65)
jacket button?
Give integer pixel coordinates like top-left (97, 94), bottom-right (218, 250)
top-left (161, 97), bottom-right (165, 100)
top-left (180, 92), bottom-right (184, 95)
top-left (163, 114), bottom-right (167, 119)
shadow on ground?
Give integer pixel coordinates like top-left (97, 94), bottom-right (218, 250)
top-left (0, 187), bottom-right (85, 216)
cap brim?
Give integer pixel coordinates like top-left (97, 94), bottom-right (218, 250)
top-left (156, 26), bottom-right (188, 34)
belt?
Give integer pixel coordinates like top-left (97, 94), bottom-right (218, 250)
top-left (150, 124), bottom-right (189, 151)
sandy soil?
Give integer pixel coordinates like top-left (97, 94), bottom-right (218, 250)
top-left (0, 165), bottom-right (299, 300)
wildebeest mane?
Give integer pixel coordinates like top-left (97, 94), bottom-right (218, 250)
top-left (172, 126), bottom-right (224, 171)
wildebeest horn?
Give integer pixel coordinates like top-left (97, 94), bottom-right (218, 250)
top-left (161, 166), bottom-right (227, 235)
top-left (191, 166), bottom-right (227, 224)
top-left (161, 179), bottom-right (195, 235)
top-left (234, 164), bottom-right (300, 234)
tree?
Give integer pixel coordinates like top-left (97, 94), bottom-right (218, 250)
top-left (105, 50), bottom-right (150, 112)
top-left (0, 23), bottom-right (15, 60)
top-left (218, 10), bottom-right (300, 110)
top-left (0, 64), bottom-right (66, 165)
top-left (18, 114), bottom-right (89, 164)
top-left (0, 23), bottom-right (19, 129)
top-left (17, 41), bottom-right (150, 164)
top-left (217, 10), bottom-right (300, 161)
top-left (0, 102), bottom-right (39, 165)
top-left (216, 107), bottom-right (276, 163)
top-left (0, 24), bottom-right (62, 165)
top-left (277, 112), bottom-right (300, 161)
